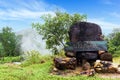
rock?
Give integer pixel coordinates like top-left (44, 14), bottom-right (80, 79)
top-left (80, 59), bottom-right (96, 76)
top-left (80, 69), bottom-right (95, 76)
top-left (80, 71), bottom-right (88, 75)
top-left (40, 60), bottom-right (45, 64)
top-left (94, 60), bottom-right (119, 73)
top-left (65, 51), bottom-right (75, 57)
top-left (76, 52), bottom-right (98, 66)
top-left (53, 67), bottom-right (58, 72)
top-left (69, 22), bottom-right (103, 42)
top-left (54, 57), bottom-right (77, 70)
top-left (13, 62), bottom-right (21, 65)
top-left (108, 65), bottom-right (117, 73)
top-left (117, 68), bottom-right (120, 74)
top-left (99, 51), bottom-right (113, 62)
top-left (82, 59), bottom-right (91, 70)
top-left (88, 69), bottom-right (95, 76)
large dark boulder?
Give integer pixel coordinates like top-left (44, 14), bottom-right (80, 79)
top-left (69, 22), bottom-right (103, 42)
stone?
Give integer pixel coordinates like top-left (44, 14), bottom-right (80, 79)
top-left (117, 68), bottom-right (120, 74)
top-left (80, 69), bottom-right (95, 76)
top-left (99, 51), bottom-right (113, 62)
top-left (69, 22), bottom-right (103, 42)
top-left (82, 59), bottom-right (91, 70)
top-left (65, 51), bottom-right (75, 57)
top-left (94, 60), bottom-right (120, 73)
top-left (54, 57), bottom-right (77, 70)
top-left (53, 67), bottom-right (58, 72)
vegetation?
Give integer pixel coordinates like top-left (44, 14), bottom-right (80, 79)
top-left (32, 11), bottom-right (87, 54)
top-left (107, 28), bottom-right (120, 56)
top-left (0, 52), bottom-right (120, 80)
top-left (0, 27), bottom-right (21, 57)
top-left (0, 42), bottom-right (4, 57)
top-left (0, 56), bottom-right (22, 64)
top-left (21, 50), bottom-right (52, 67)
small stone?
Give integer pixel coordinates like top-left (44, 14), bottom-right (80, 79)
top-left (88, 69), bottom-right (95, 76)
top-left (117, 68), bottom-right (120, 74)
top-left (82, 60), bottom-right (91, 70)
top-left (65, 52), bottom-right (75, 57)
top-left (40, 60), bottom-right (45, 64)
top-left (53, 67), bottom-right (58, 72)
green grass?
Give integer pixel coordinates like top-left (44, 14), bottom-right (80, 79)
top-left (0, 58), bottom-right (119, 80)
top-left (113, 56), bottom-right (120, 64)
top-left (0, 53), bottom-right (120, 80)
top-left (0, 56), bottom-right (23, 64)
top-left (0, 58), bottom-right (107, 80)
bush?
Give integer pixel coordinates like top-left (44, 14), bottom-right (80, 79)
top-left (21, 50), bottom-right (52, 67)
top-left (53, 50), bottom-right (66, 57)
top-left (21, 50), bottom-right (41, 66)
top-left (112, 50), bottom-right (120, 57)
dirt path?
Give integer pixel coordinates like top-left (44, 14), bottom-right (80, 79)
top-left (51, 66), bottom-right (120, 78)
top-left (98, 73), bottom-right (120, 79)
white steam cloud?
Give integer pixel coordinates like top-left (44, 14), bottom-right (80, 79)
top-left (17, 28), bottom-right (51, 55)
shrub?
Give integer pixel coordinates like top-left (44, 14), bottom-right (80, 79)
top-left (21, 50), bottom-right (52, 67)
top-left (21, 50), bottom-right (41, 66)
top-left (112, 50), bottom-right (120, 57)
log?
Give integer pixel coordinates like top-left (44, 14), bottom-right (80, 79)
top-left (54, 57), bottom-right (77, 70)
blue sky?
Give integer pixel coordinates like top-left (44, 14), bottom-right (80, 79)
top-left (0, 0), bottom-right (120, 35)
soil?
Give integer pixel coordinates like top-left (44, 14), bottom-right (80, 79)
top-left (98, 73), bottom-right (120, 79)
top-left (51, 66), bottom-right (120, 78)
top-left (51, 67), bottom-right (83, 76)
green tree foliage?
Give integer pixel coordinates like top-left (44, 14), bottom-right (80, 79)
top-left (0, 42), bottom-right (4, 57)
top-left (32, 11), bottom-right (87, 54)
top-left (0, 27), bottom-right (21, 56)
top-left (107, 28), bottom-right (120, 54)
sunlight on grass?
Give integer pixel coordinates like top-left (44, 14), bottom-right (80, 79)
top-left (0, 56), bottom-right (23, 64)
top-left (113, 56), bottom-right (120, 64)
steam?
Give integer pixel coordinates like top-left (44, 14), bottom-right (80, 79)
top-left (17, 28), bottom-right (51, 55)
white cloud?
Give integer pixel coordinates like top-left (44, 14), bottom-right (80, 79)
top-left (0, 0), bottom-right (64, 20)
top-left (88, 18), bottom-right (120, 35)
top-left (0, 9), bottom-right (55, 20)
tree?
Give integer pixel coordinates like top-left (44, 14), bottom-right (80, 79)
top-left (107, 28), bottom-right (120, 54)
top-left (32, 11), bottom-right (87, 54)
top-left (0, 27), bottom-right (21, 56)
top-left (0, 42), bottom-right (4, 57)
